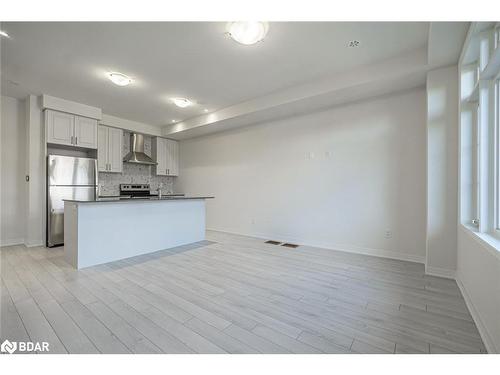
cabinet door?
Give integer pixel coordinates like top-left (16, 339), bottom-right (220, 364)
top-left (46, 110), bottom-right (75, 146)
top-left (166, 139), bottom-right (179, 176)
top-left (153, 137), bottom-right (167, 175)
top-left (74, 116), bottom-right (98, 149)
top-left (108, 127), bottom-right (123, 173)
top-left (172, 140), bottom-right (179, 176)
top-left (97, 126), bottom-right (109, 172)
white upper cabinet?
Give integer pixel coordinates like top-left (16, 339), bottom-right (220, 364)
top-left (74, 116), bottom-right (98, 148)
top-left (166, 139), bottom-right (179, 176)
top-left (152, 137), bottom-right (179, 176)
top-left (46, 110), bottom-right (75, 146)
top-left (152, 137), bottom-right (167, 175)
top-left (97, 125), bottom-right (123, 173)
top-left (97, 126), bottom-right (108, 172)
top-left (108, 127), bottom-right (123, 172)
top-left (46, 109), bottom-right (98, 149)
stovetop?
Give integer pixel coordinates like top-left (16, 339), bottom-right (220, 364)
top-left (115, 183), bottom-right (184, 199)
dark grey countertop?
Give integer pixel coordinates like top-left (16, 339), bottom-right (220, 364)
top-left (64, 196), bottom-right (214, 204)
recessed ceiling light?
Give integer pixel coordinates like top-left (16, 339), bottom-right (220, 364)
top-left (108, 72), bottom-right (132, 86)
top-left (226, 22), bottom-right (269, 45)
top-left (171, 119), bottom-right (177, 123)
top-left (171, 98), bottom-right (192, 108)
top-left (203, 109), bottom-right (209, 113)
top-left (348, 40), bottom-right (360, 48)
top-left (0, 30), bottom-right (10, 38)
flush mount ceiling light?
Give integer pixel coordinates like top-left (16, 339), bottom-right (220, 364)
top-left (348, 40), bottom-right (360, 47)
top-left (171, 97), bottom-right (192, 108)
top-left (226, 22), bottom-right (269, 45)
top-left (0, 30), bottom-right (10, 38)
top-left (108, 72), bottom-right (132, 86)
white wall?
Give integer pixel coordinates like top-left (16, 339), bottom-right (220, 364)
top-left (0, 96), bottom-right (26, 246)
top-left (176, 89), bottom-right (427, 262)
top-left (457, 228), bottom-right (500, 353)
top-left (426, 66), bottom-right (459, 277)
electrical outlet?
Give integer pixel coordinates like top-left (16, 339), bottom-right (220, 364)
top-left (384, 230), bottom-right (392, 239)
top-left (306, 151), bottom-right (315, 160)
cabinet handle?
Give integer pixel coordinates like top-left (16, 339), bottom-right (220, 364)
top-left (75, 136), bottom-right (78, 145)
top-left (71, 136), bottom-right (74, 144)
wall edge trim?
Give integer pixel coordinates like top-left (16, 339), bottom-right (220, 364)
top-left (456, 274), bottom-right (498, 354)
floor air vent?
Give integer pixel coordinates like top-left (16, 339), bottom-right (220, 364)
top-left (281, 243), bottom-right (299, 248)
top-left (265, 240), bottom-right (282, 245)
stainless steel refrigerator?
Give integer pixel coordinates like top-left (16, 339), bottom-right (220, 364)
top-left (47, 155), bottom-right (97, 247)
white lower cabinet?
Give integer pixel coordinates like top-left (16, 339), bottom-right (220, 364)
top-left (46, 109), bottom-right (98, 148)
top-left (152, 137), bottom-right (179, 176)
top-left (98, 125), bottom-right (123, 173)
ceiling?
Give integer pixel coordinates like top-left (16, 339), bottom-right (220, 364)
top-left (1, 22), bottom-right (431, 127)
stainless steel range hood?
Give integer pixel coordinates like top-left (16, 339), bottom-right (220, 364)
top-left (123, 133), bottom-right (157, 165)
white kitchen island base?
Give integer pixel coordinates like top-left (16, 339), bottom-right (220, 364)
top-left (64, 198), bottom-right (208, 269)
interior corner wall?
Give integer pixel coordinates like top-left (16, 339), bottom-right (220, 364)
top-left (176, 88), bottom-right (427, 262)
top-left (426, 65), bottom-right (459, 277)
top-left (1, 96), bottom-right (26, 246)
top-left (25, 94), bottom-right (45, 247)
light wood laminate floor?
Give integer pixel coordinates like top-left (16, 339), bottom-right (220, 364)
top-left (0, 231), bottom-right (486, 354)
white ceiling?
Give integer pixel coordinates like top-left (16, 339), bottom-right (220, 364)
top-left (1, 22), bottom-right (430, 127)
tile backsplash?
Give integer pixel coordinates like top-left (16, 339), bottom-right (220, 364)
top-left (98, 132), bottom-right (174, 196)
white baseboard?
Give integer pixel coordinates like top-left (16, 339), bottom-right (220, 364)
top-left (0, 238), bottom-right (25, 247)
top-left (25, 240), bottom-right (44, 248)
top-left (425, 265), bottom-right (456, 279)
top-left (207, 227), bottom-right (425, 264)
top-left (456, 275), bottom-right (498, 354)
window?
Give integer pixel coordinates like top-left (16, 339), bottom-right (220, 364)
top-left (495, 80), bottom-right (500, 230)
top-left (472, 102), bottom-right (480, 227)
top-left (460, 23), bottom-right (500, 238)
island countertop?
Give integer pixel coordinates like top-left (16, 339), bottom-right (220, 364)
top-left (64, 196), bottom-right (211, 269)
top-left (64, 196), bottom-right (214, 204)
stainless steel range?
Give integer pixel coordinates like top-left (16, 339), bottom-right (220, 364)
top-left (119, 184), bottom-right (185, 199)
top-left (120, 184), bottom-right (184, 199)
top-left (119, 184), bottom-right (157, 199)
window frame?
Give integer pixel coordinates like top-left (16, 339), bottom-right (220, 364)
top-left (494, 78), bottom-right (500, 233)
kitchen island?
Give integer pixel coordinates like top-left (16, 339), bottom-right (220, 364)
top-left (63, 196), bottom-right (214, 269)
